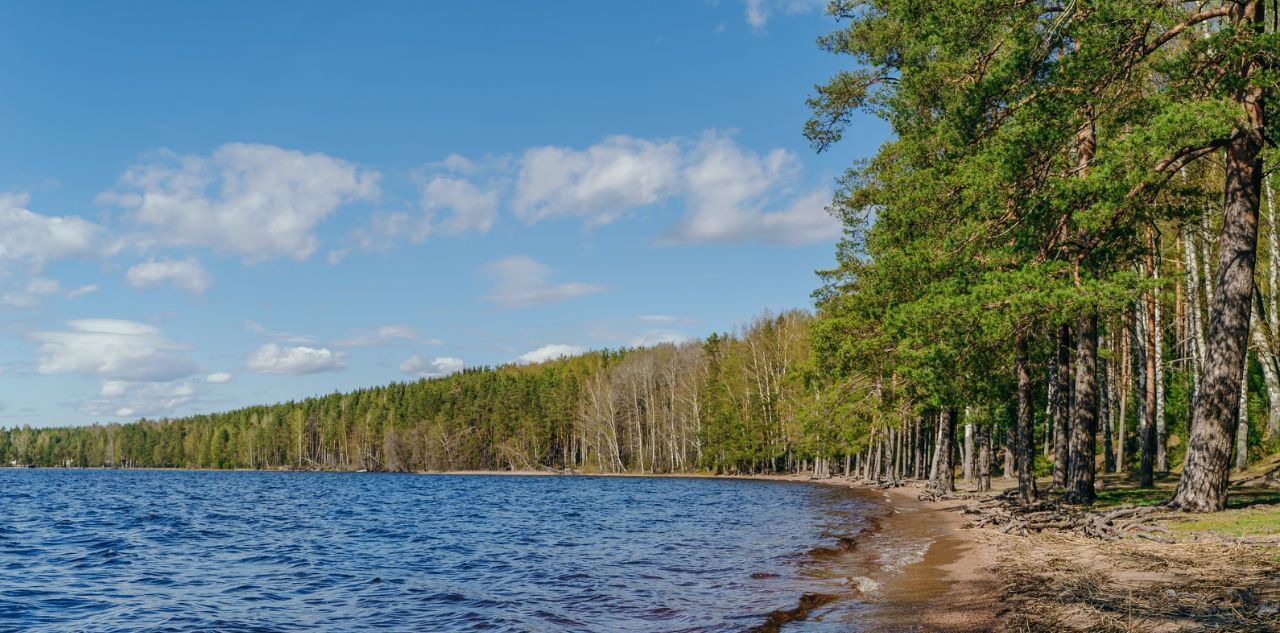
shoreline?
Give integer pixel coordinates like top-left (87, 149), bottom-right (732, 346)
top-left (730, 473), bottom-right (998, 632)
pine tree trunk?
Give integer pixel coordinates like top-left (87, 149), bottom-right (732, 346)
top-left (1066, 313), bottom-right (1099, 504)
top-left (1172, 0), bottom-right (1265, 511)
top-left (1053, 324), bottom-right (1072, 489)
top-left (929, 408), bottom-right (956, 494)
top-left (1015, 334), bottom-right (1038, 503)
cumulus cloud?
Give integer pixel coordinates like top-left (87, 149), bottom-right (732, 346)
top-left (663, 133), bottom-right (838, 244)
top-left (246, 343), bottom-right (346, 375)
top-left (205, 372), bottom-right (233, 384)
top-left (81, 379), bottom-right (197, 418)
top-left (32, 319), bottom-right (197, 382)
top-left (420, 175), bottom-right (499, 234)
top-left (437, 132), bottom-right (835, 245)
top-left (516, 344), bottom-right (585, 364)
top-left (334, 325), bottom-right (440, 348)
top-left (2, 277), bottom-right (62, 308)
top-left (512, 136), bottom-right (681, 226)
top-left (398, 354), bottom-right (464, 378)
top-left (125, 257), bottom-right (212, 295)
top-left (484, 255), bottom-right (603, 309)
top-left (98, 143), bottom-right (380, 261)
top-left (0, 193), bottom-right (106, 269)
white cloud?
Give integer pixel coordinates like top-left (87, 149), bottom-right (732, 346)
top-left (440, 132), bottom-right (835, 245)
top-left (2, 277), bottom-right (62, 308)
top-left (420, 176), bottom-right (499, 234)
top-left (484, 255), bottom-right (603, 309)
top-left (32, 319), bottom-right (197, 382)
top-left (513, 135), bottom-right (681, 227)
top-left (66, 284), bottom-right (99, 300)
top-left (630, 330), bottom-right (692, 347)
top-left (516, 344), bottom-right (585, 364)
top-left (0, 193), bottom-right (105, 269)
top-left (742, 0), bottom-right (823, 30)
top-left (246, 343), bottom-right (346, 375)
top-left (335, 325), bottom-right (440, 348)
top-left (398, 354), bottom-right (464, 377)
top-left (205, 372), bottom-right (233, 384)
top-left (81, 379), bottom-right (197, 418)
top-left (125, 257), bottom-right (212, 295)
top-left (663, 133), bottom-right (838, 244)
top-left (98, 143), bottom-right (380, 261)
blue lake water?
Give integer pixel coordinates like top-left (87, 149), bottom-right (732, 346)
top-left (0, 470), bottom-right (905, 632)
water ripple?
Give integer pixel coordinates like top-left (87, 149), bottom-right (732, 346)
top-left (0, 470), bottom-right (884, 632)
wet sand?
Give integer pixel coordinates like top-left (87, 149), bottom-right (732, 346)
top-left (734, 475), bottom-right (998, 632)
top-left (864, 485), bottom-right (998, 632)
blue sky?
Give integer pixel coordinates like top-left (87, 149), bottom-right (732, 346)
top-left (0, 1), bottom-right (887, 427)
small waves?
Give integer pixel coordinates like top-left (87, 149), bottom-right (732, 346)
top-left (0, 470), bottom-right (884, 632)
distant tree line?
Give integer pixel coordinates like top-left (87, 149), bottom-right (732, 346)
top-left (0, 311), bottom-right (821, 475)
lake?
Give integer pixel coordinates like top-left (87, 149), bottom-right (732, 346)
top-left (0, 470), bottom-right (917, 632)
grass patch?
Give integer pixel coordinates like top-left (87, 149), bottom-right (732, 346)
top-left (1172, 507), bottom-right (1280, 537)
top-left (1225, 487), bottom-right (1280, 509)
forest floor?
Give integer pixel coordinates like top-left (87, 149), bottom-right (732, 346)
top-left (802, 470), bottom-right (1280, 632)
top-left (986, 472), bottom-right (1280, 632)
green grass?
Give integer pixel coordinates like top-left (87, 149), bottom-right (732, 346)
top-left (1094, 485), bottom-right (1171, 508)
top-left (1172, 507), bottom-right (1280, 537)
top-left (1224, 487), bottom-right (1280, 509)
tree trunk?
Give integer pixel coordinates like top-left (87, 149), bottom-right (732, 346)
top-left (977, 423), bottom-right (992, 492)
top-left (1015, 334), bottom-right (1038, 503)
top-left (1053, 324), bottom-right (1072, 489)
top-left (1172, 0), bottom-right (1265, 512)
top-left (1003, 423), bottom-right (1014, 479)
top-left (1141, 278), bottom-right (1158, 488)
top-left (929, 408), bottom-right (956, 494)
top-left (1185, 227), bottom-right (1205, 409)
top-left (1251, 296), bottom-right (1280, 441)
top-left (1101, 355), bottom-right (1115, 473)
top-left (963, 422), bottom-right (974, 484)
top-left (1267, 174), bottom-right (1280, 440)
top-left (1237, 359), bottom-right (1249, 472)
top-left (1118, 316), bottom-right (1129, 473)
top-left (1154, 245), bottom-right (1167, 473)
top-left (1066, 313), bottom-right (1099, 504)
